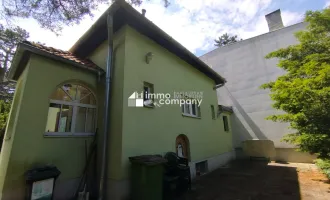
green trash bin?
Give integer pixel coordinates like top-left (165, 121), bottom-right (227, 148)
top-left (129, 155), bottom-right (167, 200)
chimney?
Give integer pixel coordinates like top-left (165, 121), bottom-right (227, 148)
top-left (265, 9), bottom-right (284, 32)
top-left (142, 9), bottom-right (146, 17)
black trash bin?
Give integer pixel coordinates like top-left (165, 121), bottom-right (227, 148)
top-left (25, 166), bottom-right (61, 200)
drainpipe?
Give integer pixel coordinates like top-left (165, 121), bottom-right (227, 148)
top-left (213, 83), bottom-right (225, 90)
top-left (98, 12), bottom-right (114, 200)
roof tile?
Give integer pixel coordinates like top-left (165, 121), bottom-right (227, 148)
top-left (22, 41), bottom-right (101, 71)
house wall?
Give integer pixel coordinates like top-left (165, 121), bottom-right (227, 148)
top-left (118, 26), bottom-right (234, 192)
top-left (88, 25), bottom-right (235, 199)
top-left (88, 27), bottom-right (126, 179)
top-left (0, 64), bottom-right (28, 200)
top-left (88, 27), bottom-right (127, 199)
top-left (0, 54), bottom-right (98, 200)
top-left (200, 22), bottom-right (315, 162)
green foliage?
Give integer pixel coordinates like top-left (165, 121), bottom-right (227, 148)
top-left (1, 0), bottom-right (170, 33)
top-left (0, 99), bottom-right (11, 149)
top-left (214, 33), bottom-right (241, 47)
top-left (315, 159), bottom-right (330, 179)
top-left (0, 24), bottom-right (29, 71)
top-left (0, 100), bottom-right (10, 133)
top-left (262, 8), bottom-right (330, 159)
top-left (0, 24), bottom-right (29, 101)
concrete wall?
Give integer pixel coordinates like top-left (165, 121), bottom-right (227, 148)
top-left (0, 55), bottom-right (98, 200)
top-left (189, 150), bottom-right (235, 180)
top-left (200, 23), bottom-right (307, 149)
top-left (274, 148), bottom-right (317, 163)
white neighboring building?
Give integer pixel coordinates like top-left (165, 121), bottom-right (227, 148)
top-left (200, 10), bottom-right (315, 162)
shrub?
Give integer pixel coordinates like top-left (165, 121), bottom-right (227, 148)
top-left (315, 159), bottom-right (330, 179)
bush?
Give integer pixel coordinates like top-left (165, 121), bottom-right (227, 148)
top-left (261, 8), bottom-right (330, 159)
top-left (315, 159), bottom-right (330, 179)
top-left (0, 100), bottom-right (11, 150)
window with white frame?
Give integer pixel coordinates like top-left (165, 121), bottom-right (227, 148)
top-left (45, 83), bottom-right (97, 136)
top-left (181, 101), bottom-right (200, 118)
top-left (143, 82), bottom-right (154, 107)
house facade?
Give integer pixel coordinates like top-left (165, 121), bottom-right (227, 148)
top-left (0, 1), bottom-right (234, 200)
top-left (200, 10), bottom-right (315, 163)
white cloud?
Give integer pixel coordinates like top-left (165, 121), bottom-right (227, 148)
top-left (138, 0), bottom-right (276, 53)
top-left (8, 0), bottom-right (304, 55)
top-left (325, 0), bottom-right (330, 8)
top-left (282, 11), bottom-right (304, 26)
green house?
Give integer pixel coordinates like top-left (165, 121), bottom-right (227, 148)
top-left (0, 1), bottom-right (234, 199)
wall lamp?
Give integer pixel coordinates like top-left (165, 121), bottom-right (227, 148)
top-left (146, 52), bottom-right (154, 64)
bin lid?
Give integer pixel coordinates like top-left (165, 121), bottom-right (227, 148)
top-left (25, 165), bottom-right (61, 181)
top-left (129, 155), bottom-right (167, 166)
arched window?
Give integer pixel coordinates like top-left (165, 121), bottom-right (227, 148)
top-left (45, 83), bottom-right (97, 136)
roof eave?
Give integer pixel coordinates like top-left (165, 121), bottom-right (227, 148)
top-left (69, 2), bottom-right (121, 53)
top-left (69, 0), bottom-right (226, 85)
top-left (8, 46), bottom-right (22, 81)
top-left (120, 2), bottom-right (226, 84)
top-left (218, 105), bottom-right (233, 113)
top-left (8, 43), bottom-right (103, 81)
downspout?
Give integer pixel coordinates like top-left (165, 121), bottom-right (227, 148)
top-left (213, 83), bottom-right (225, 90)
top-left (98, 13), bottom-right (114, 200)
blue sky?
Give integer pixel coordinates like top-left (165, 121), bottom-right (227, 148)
top-left (9, 0), bottom-right (329, 56)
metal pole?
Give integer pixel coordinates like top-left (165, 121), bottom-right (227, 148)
top-left (98, 12), bottom-right (114, 200)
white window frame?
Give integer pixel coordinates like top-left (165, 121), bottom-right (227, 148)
top-left (181, 102), bottom-right (200, 118)
top-left (143, 82), bottom-right (154, 108)
top-left (44, 86), bottom-right (97, 137)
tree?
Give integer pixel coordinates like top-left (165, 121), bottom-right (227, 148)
top-left (0, 25), bottom-right (29, 73)
top-left (0, 25), bottom-right (29, 101)
top-left (0, 25), bottom-right (29, 149)
top-left (1, 0), bottom-right (170, 33)
top-left (261, 8), bottom-right (330, 159)
top-left (214, 33), bottom-right (241, 47)
top-left (0, 99), bottom-right (11, 150)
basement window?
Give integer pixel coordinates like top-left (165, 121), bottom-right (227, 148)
top-left (195, 160), bottom-right (208, 176)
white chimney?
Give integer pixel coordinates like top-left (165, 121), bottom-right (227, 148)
top-left (142, 9), bottom-right (146, 17)
top-left (265, 9), bottom-right (284, 32)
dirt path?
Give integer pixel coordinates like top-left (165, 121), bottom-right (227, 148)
top-left (181, 161), bottom-right (330, 200)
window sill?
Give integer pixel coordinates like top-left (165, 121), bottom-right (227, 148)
top-left (44, 132), bottom-right (95, 137)
top-left (144, 104), bottom-right (154, 108)
top-left (182, 113), bottom-right (201, 119)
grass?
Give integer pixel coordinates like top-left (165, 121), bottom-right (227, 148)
top-left (315, 159), bottom-right (330, 179)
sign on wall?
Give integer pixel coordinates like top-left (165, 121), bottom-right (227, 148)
top-left (31, 178), bottom-right (54, 200)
